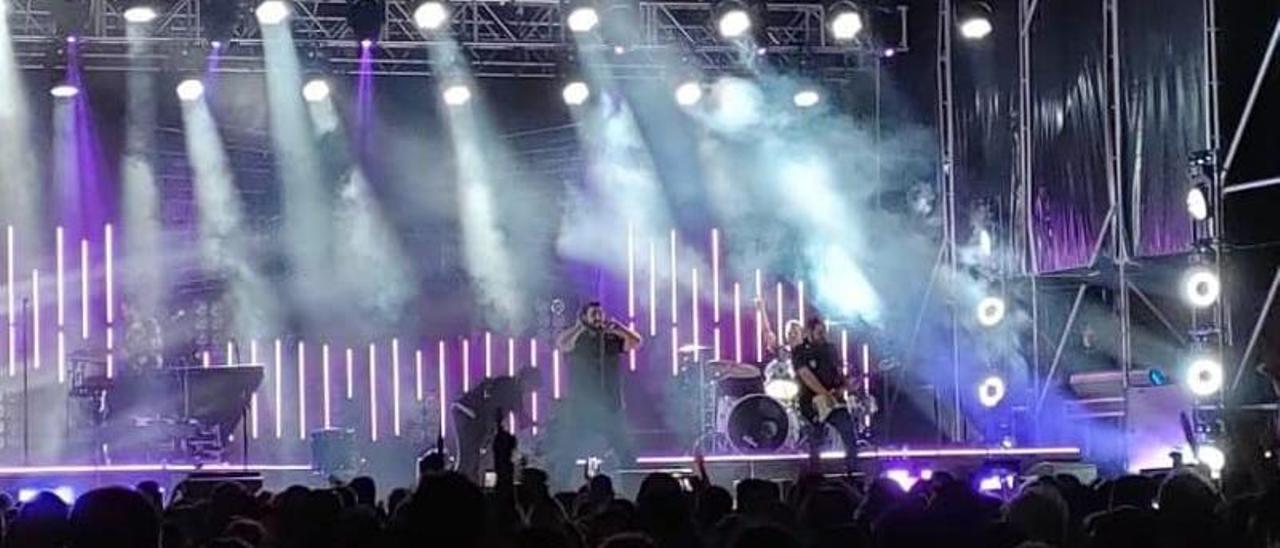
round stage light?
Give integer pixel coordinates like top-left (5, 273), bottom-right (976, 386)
top-left (1186, 356), bottom-right (1223, 397)
top-left (413, 1), bottom-right (449, 30)
top-left (442, 84), bottom-right (471, 106)
top-left (1182, 266), bottom-right (1220, 308)
top-left (829, 11), bottom-right (864, 41)
top-left (562, 81), bottom-right (590, 106)
top-left (718, 9), bottom-right (751, 39)
top-left (793, 89), bottom-right (821, 108)
top-left (959, 16), bottom-right (993, 39)
top-left (675, 81), bottom-right (703, 106)
top-left (50, 84), bottom-right (79, 98)
top-left (255, 1), bottom-right (290, 25)
top-left (1197, 445), bottom-right (1226, 473)
top-left (566, 7), bottom-right (600, 33)
top-left (302, 79), bottom-right (331, 102)
top-left (1186, 186), bottom-right (1209, 221)
top-left (977, 375), bottom-right (1006, 408)
top-left (975, 296), bottom-right (1006, 327)
top-left (122, 6), bottom-right (157, 23)
top-left (175, 79), bottom-right (205, 101)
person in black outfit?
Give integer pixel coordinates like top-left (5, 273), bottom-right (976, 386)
top-left (549, 301), bottom-right (643, 488)
top-left (792, 317), bottom-right (861, 474)
top-left (452, 367), bottom-right (542, 483)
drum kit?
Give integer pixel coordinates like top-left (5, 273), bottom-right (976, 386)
top-left (677, 345), bottom-right (875, 455)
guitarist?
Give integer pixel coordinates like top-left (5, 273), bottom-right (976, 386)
top-left (793, 317), bottom-right (861, 475)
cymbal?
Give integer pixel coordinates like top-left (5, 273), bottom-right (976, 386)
top-left (707, 360), bottom-right (761, 379)
top-left (677, 344), bottom-right (712, 353)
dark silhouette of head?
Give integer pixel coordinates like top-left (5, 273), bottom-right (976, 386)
top-left (349, 476), bottom-right (377, 508)
top-left (69, 487), bottom-right (160, 548)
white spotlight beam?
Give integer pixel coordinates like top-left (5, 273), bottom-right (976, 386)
top-left (0, 13), bottom-right (40, 240)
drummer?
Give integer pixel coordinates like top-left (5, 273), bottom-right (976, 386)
top-left (757, 298), bottom-right (804, 363)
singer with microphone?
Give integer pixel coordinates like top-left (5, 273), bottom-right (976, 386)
top-left (548, 301), bottom-right (643, 487)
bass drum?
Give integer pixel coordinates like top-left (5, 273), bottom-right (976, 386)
top-left (726, 394), bottom-right (797, 453)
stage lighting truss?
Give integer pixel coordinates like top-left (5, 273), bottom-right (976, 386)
top-left (1185, 354), bottom-right (1223, 397)
top-left (347, 0), bottom-right (386, 44)
top-left (5, 0), bottom-right (911, 78)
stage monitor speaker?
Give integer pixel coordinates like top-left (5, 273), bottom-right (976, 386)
top-left (176, 471), bottom-right (263, 500)
top-left (311, 428), bottom-right (359, 474)
top-left (1025, 461), bottom-right (1099, 485)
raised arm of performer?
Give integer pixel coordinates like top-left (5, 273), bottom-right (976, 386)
top-left (756, 297), bottom-right (779, 353)
top-left (604, 317), bottom-right (643, 351)
top-left (556, 314), bottom-right (591, 353)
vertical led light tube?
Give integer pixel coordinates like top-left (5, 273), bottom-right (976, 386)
top-left (462, 338), bottom-right (471, 391)
top-left (648, 240), bottom-right (657, 336)
top-left (322, 344), bottom-right (332, 429)
top-left (437, 340), bottom-right (448, 432)
top-left (298, 341), bottom-right (307, 440)
top-left (56, 229), bottom-right (65, 380)
top-left (80, 239), bottom-right (89, 339)
top-left (861, 343), bottom-right (872, 428)
top-left (529, 338), bottom-right (539, 435)
top-left (506, 337), bottom-right (515, 376)
top-left (775, 282), bottom-right (784, 345)
top-left (6, 226), bottom-right (14, 377)
top-left (669, 230), bottom-right (678, 325)
top-left (754, 269), bottom-right (763, 360)
top-left (552, 349), bottom-right (562, 399)
top-left (797, 281), bottom-right (806, 325)
top-left (841, 330), bottom-right (850, 377)
top-left (392, 338), bottom-right (402, 437)
top-left (345, 347), bottom-right (355, 400)
top-left (274, 338), bottom-right (283, 438)
top-left (250, 340), bottom-right (260, 438)
top-left (368, 343), bottom-right (378, 441)
top-left (711, 228), bottom-right (720, 321)
top-left (691, 268), bottom-right (700, 362)
top-left (415, 350), bottom-right (424, 401)
top-left (733, 283), bottom-right (742, 362)
top-left (32, 269), bottom-right (39, 370)
top-left (483, 331), bottom-right (492, 378)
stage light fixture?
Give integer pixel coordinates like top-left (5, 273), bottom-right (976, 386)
top-left (1181, 266), bottom-right (1220, 308)
top-left (675, 81), bottom-right (703, 106)
top-left (1197, 445), bottom-right (1226, 473)
top-left (717, 4), bottom-right (752, 39)
top-left (828, 3), bottom-right (864, 41)
top-left (1185, 355), bottom-right (1223, 397)
top-left (567, 6), bottom-right (600, 33)
top-left (255, 1), bottom-right (290, 25)
top-left (975, 296), bottom-right (1006, 327)
top-left (413, 1), bottom-right (448, 30)
top-left (442, 83), bottom-right (472, 106)
top-left (793, 89), bottom-right (821, 108)
top-left (122, 5), bottom-right (157, 23)
top-left (302, 79), bottom-right (331, 102)
top-left (347, 0), bottom-right (385, 44)
top-left (1186, 186), bottom-right (1209, 221)
top-left (562, 81), bottom-right (590, 106)
top-left (176, 79), bottom-right (205, 101)
top-left (977, 375), bottom-right (1006, 408)
top-left (50, 84), bottom-right (79, 98)
top-left (958, 2), bottom-right (993, 40)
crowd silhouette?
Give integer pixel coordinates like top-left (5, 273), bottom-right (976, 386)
top-left (1, 427), bottom-right (1276, 548)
